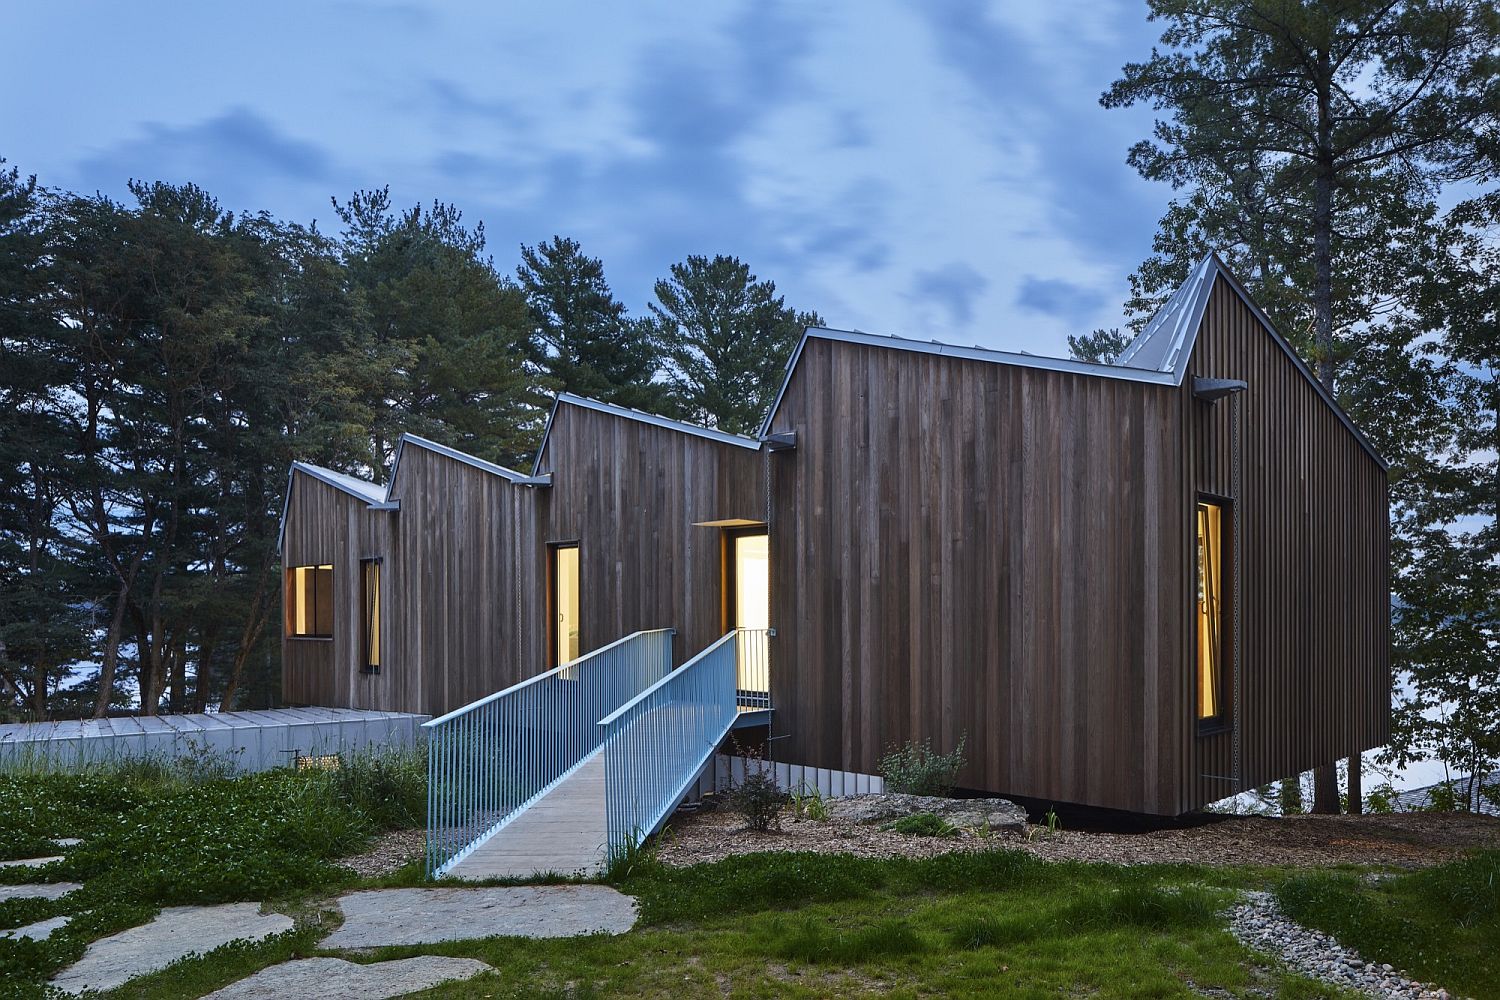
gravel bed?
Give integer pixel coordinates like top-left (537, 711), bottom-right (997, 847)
top-left (1228, 890), bottom-right (1453, 999)
top-left (662, 806), bottom-right (1500, 869)
top-left (338, 828), bottom-right (426, 878)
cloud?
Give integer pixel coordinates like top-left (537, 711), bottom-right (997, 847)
top-left (1016, 275), bottom-right (1107, 323)
top-left (74, 108), bottom-right (332, 213)
top-left (912, 263), bottom-right (990, 326)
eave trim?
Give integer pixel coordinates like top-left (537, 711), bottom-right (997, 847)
top-left (533, 392), bottom-right (761, 476)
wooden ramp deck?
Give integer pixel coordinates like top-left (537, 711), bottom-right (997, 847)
top-left (447, 752), bottom-right (608, 880)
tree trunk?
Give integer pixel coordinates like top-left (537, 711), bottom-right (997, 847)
top-left (192, 627), bottom-right (219, 714)
top-left (1346, 753), bottom-right (1363, 815)
top-left (220, 581), bottom-right (271, 712)
top-left (168, 634), bottom-right (188, 714)
top-left (91, 582), bottom-right (132, 719)
top-left (1312, 763), bottom-right (1340, 813)
top-left (1312, 46), bottom-right (1337, 388)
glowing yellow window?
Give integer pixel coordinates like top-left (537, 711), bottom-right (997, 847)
top-left (360, 559), bottom-right (381, 672)
top-left (288, 565), bottom-right (334, 638)
top-left (1195, 500), bottom-right (1227, 726)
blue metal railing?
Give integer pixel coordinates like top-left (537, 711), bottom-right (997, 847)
top-left (600, 628), bottom-right (771, 857)
top-left (424, 628), bottom-right (674, 876)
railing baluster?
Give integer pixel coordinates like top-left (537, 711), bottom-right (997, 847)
top-left (422, 628), bottom-right (675, 877)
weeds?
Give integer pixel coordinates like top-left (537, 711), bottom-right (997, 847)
top-left (788, 783), bottom-right (828, 822)
top-left (884, 812), bottom-right (959, 837)
top-left (877, 735), bottom-right (967, 796)
top-left (723, 744), bottom-right (786, 832)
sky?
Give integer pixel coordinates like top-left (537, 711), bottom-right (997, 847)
top-left (1, 0), bottom-right (1171, 358)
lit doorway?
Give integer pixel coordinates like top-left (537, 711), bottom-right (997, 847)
top-left (550, 543), bottom-right (580, 669)
top-left (726, 528), bottom-right (770, 703)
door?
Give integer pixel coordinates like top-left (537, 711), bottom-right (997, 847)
top-left (726, 529), bottom-right (770, 702)
top-left (550, 543), bottom-right (580, 669)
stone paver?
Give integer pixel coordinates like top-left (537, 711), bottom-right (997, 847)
top-left (321, 885), bottom-right (636, 948)
top-left (0, 855), bottom-right (63, 869)
top-left (49, 903), bottom-right (292, 995)
top-left (448, 752), bottom-right (606, 879)
top-left (0, 882), bottom-right (81, 902)
top-left (1, 915), bottom-right (70, 942)
top-left (203, 956), bottom-right (494, 999)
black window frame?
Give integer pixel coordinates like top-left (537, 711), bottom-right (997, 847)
top-left (1193, 492), bottom-right (1233, 736)
top-left (287, 564), bottom-right (334, 640)
top-left (360, 557), bottom-right (382, 674)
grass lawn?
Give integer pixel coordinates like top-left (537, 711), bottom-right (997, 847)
top-left (0, 755), bottom-right (1491, 999)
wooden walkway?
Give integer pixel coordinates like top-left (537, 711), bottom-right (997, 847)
top-left (447, 752), bottom-right (608, 880)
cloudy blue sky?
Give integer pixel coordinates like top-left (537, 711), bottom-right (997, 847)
top-left (4, 0), bottom-right (1171, 357)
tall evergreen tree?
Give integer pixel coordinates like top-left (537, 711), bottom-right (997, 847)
top-left (648, 255), bottom-right (821, 435)
top-left (333, 188), bottom-right (544, 471)
top-left (1106, 0), bottom-right (1500, 813)
top-left (517, 236), bottom-right (666, 411)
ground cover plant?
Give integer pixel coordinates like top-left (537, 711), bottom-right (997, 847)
top-left (0, 744), bottom-right (426, 997)
top-left (3, 753), bottom-right (1494, 1000)
top-left (877, 736), bottom-right (967, 796)
top-left (1274, 849), bottom-right (1500, 1000)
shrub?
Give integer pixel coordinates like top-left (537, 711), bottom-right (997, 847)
top-left (884, 812), bottom-right (958, 837)
top-left (878, 735), bottom-right (967, 796)
top-left (729, 769), bottom-right (786, 832)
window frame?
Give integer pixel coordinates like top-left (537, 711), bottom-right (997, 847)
top-left (359, 557), bottom-right (382, 674)
top-left (286, 564), bottom-right (335, 640)
top-left (1193, 493), bottom-right (1233, 736)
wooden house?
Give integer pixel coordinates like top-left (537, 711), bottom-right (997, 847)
top-left (280, 254), bottom-right (1389, 816)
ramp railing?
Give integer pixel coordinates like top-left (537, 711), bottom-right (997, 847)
top-left (425, 628), bottom-right (674, 877)
top-left (599, 629), bottom-right (750, 858)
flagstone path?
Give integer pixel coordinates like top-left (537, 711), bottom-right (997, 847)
top-left (202, 955), bottom-right (494, 999)
top-left (321, 885), bottom-right (637, 948)
top-left (48, 903), bottom-right (293, 995)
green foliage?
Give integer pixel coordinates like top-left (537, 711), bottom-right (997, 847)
top-left (788, 783), bottom-right (828, 822)
top-left (0, 746), bottom-right (428, 989)
top-left (328, 743), bottom-right (428, 830)
top-left (1066, 328), bottom-right (1132, 365)
top-left (727, 767), bottom-right (786, 832)
top-left (1275, 851), bottom-right (1500, 999)
top-left (884, 813), bottom-right (959, 838)
top-left (516, 235), bottom-right (668, 412)
top-left (648, 254), bottom-right (822, 435)
top-left (878, 735), bottom-right (967, 796)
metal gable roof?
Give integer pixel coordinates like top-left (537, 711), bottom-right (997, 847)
top-left (532, 392), bottom-right (761, 475)
top-left (390, 433), bottom-right (545, 486)
top-left (758, 253), bottom-right (1387, 471)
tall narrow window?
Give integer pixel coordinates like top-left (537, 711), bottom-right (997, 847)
top-left (550, 543), bottom-right (580, 669)
top-left (287, 564), bottom-right (334, 638)
top-left (1195, 499), bottom-right (1228, 728)
top-left (360, 558), bottom-right (381, 673)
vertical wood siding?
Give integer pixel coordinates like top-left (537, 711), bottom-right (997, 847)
top-left (765, 337), bottom-right (1184, 813)
top-left (281, 402), bottom-right (763, 719)
top-left (1180, 278), bottom-right (1390, 812)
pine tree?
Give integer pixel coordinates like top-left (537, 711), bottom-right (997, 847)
top-left (1106, 0), bottom-right (1500, 813)
top-left (517, 236), bottom-right (667, 412)
top-left (1067, 328), bottom-right (1132, 364)
top-left (333, 188), bottom-right (544, 471)
top-left (649, 255), bottom-right (821, 435)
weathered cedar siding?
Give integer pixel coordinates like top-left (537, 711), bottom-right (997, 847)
top-left (281, 269), bottom-right (1389, 815)
top-left (534, 402), bottom-right (764, 668)
top-left (1179, 277), bottom-right (1390, 812)
top-left (764, 337), bottom-right (1183, 813)
top-left (282, 401), bottom-right (763, 719)
top-left (280, 473), bottom-right (395, 709)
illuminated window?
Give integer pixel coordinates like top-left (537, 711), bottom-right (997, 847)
top-left (360, 559), bottom-right (381, 673)
top-left (287, 565), bottom-right (334, 638)
top-left (1195, 500), bottom-right (1228, 727)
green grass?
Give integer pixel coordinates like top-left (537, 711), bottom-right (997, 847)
top-left (0, 745), bottom-right (426, 997)
top-left (0, 755), bottom-right (1488, 999)
top-left (1274, 850), bottom-right (1500, 1000)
